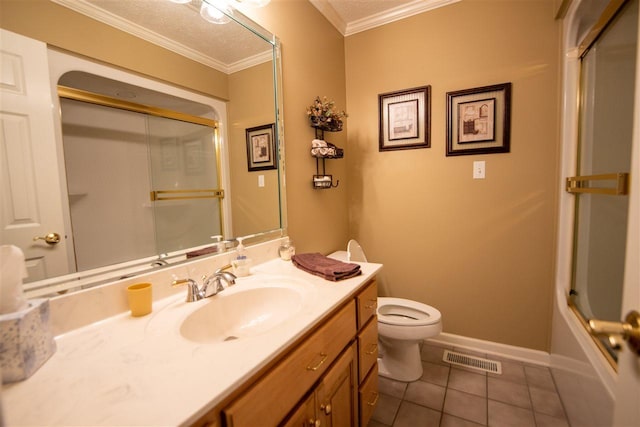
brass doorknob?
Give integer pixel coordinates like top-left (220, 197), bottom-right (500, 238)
top-left (588, 310), bottom-right (640, 356)
top-left (33, 232), bottom-right (61, 245)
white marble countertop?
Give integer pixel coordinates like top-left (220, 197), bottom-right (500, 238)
top-left (3, 256), bottom-right (382, 426)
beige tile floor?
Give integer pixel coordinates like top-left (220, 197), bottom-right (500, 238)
top-left (368, 341), bottom-right (570, 427)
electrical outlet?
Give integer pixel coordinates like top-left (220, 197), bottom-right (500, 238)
top-left (473, 161), bottom-right (485, 179)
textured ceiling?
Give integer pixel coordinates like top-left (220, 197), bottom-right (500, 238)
top-left (55, 0), bottom-right (273, 72)
top-left (55, 0), bottom-right (457, 71)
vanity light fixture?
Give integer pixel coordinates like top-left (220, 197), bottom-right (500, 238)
top-left (200, 0), bottom-right (232, 25)
top-left (170, 0), bottom-right (271, 9)
top-left (232, 0), bottom-right (271, 7)
top-left (170, 0), bottom-right (270, 25)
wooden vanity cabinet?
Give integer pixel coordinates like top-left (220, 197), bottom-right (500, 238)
top-left (198, 278), bottom-right (379, 427)
top-left (282, 342), bottom-right (357, 427)
top-left (355, 280), bottom-right (379, 427)
top-left (223, 301), bottom-right (356, 427)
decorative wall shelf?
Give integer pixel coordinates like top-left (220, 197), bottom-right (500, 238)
top-left (311, 127), bottom-right (342, 189)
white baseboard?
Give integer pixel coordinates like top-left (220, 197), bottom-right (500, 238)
top-left (426, 332), bottom-right (551, 367)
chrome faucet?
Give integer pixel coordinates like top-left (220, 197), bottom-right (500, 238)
top-left (171, 265), bottom-right (237, 302)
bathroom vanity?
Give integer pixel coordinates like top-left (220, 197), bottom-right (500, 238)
top-left (3, 248), bottom-right (382, 427)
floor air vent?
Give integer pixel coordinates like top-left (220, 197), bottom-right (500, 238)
top-left (443, 350), bottom-right (502, 374)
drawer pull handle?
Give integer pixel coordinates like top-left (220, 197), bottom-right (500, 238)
top-left (364, 299), bottom-right (377, 309)
top-left (308, 419), bottom-right (320, 427)
top-left (366, 391), bottom-right (379, 406)
top-left (365, 343), bottom-right (378, 355)
top-left (306, 353), bottom-right (328, 371)
top-left (321, 403), bottom-right (332, 415)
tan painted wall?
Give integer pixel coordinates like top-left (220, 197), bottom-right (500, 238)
top-left (1, 0), bottom-right (349, 254)
top-left (228, 62), bottom-right (280, 236)
top-left (244, 0), bottom-right (350, 254)
top-left (344, 1), bottom-right (562, 351)
top-left (2, 0), bottom-right (562, 351)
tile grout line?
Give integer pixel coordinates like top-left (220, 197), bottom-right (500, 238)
top-left (438, 362), bottom-right (453, 427)
top-left (549, 367), bottom-right (573, 427)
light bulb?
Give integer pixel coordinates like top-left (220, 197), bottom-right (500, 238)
top-left (200, 0), bottom-right (232, 24)
top-left (169, 0), bottom-right (191, 4)
top-left (232, 0), bottom-right (270, 7)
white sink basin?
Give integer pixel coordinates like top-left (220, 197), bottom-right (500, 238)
top-left (178, 280), bottom-right (307, 343)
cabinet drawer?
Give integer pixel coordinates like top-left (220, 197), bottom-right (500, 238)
top-left (356, 280), bottom-right (377, 330)
top-left (357, 318), bottom-right (378, 384)
top-left (358, 365), bottom-right (379, 427)
top-left (223, 301), bottom-right (356, 427)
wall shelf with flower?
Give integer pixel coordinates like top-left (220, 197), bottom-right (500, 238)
top-left (306, 96), bottom-right (347, 189)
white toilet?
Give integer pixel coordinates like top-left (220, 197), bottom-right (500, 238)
top-left (347, 240), bottom-right (443, 382)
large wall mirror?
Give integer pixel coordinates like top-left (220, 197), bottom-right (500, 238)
top-left (0, 0), bottom-right (285, 297)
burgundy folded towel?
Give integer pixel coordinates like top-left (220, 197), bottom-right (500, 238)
top-left (291, 253), bottom-right (361, 281)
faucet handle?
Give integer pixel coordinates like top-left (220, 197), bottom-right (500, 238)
top-left (172, 278), bottom-right (202, 302)
top-left (201, 275), bottom-right (224, 298)
top-left (215, 264), bottom-right (237, 286)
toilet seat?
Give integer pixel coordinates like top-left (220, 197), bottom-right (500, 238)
top-left (377, 297), bottom-right (441, 326)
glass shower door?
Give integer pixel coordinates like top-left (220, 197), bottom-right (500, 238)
top-left (569, 0), bottom-right (638, 363)
top-left (147, 116), bottom-right (223, 256)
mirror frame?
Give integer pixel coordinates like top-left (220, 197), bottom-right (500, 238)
top-left (19, 2), bottom-right (287, 297)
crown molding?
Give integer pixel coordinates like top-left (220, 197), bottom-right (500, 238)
top-left (308, 0), bottom-right (348, 34)
top-left (51, 0), bottom-right (269, 74)
top-left (227, 50), bottom-right (273, 73)
top-left (310, 0), bottom-right (461, 37)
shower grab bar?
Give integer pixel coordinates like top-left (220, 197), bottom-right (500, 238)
top-left (150, 189), bottom-right (224, 201)
top-left (565, 173), bottom-right (628, 195)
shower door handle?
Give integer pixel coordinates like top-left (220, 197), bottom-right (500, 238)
top-left (588, 310), bottom-right (640, 356)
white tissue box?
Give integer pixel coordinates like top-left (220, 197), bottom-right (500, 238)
top-left (0, 298), bottom-right (56, 384)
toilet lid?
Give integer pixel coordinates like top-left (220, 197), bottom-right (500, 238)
top-left (347, 239), bottom-right (368, 262)
top-left (377, 297), bottom-right (441, 326)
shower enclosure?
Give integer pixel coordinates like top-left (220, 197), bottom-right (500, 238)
top-left (60, 91), bottom-right (223, 273)
top-left (568, 0), bottom-right (637, 363)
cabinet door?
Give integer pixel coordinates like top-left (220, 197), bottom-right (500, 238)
top-left (316, 343), bottom-right (358, 427)
top-left (282, 393), bottom-right (318, 427)
top-left (224, 302), bottom-right (356, 427)
top-left (359, 365), bottom-right (379, 427)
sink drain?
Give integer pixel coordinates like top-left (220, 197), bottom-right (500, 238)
top-left (224, 336), bottom-right (238, 342)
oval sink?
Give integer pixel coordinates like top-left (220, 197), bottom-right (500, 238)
top-left (180, 285), bottom-right (304, 343)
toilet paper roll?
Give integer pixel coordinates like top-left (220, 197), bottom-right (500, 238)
top-left (0, 245), bottom-right (28, 315)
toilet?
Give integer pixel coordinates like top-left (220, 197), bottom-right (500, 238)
top-left (347, 240), bottom-right (443, 382)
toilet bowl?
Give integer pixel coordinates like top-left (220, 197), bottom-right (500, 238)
top-left (377, 297), bottom-right (442, 381)
top-left (347, 239), bottom-right (443, 382)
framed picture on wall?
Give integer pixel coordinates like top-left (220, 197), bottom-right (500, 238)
top-left (246, 123), bottom-right (276, 172)
top-left (446, 82), bottom-right (512, 156)
top-left (379, 86), bottom-right (431, 151)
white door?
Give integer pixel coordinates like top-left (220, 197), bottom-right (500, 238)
top-left (0, 29), bottom-right (68, 281)
top-left (613, 15), bottom-right (640, 421)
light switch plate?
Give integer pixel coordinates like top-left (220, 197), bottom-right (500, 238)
top-left (258, 175), bottom-right (265, 187)
top-left (473, 161), bottom-right (485, 179)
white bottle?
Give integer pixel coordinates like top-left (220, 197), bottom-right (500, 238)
top-left (232, 237), bottom-right (252, 277)
top-left (211, 235), bottom-right (225, 253)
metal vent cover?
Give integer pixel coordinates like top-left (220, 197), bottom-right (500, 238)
top-left (443, 350), bottom-right (502, 374)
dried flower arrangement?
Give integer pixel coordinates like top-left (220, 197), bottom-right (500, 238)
top-left (305, 96), bottom-right (348, 131)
